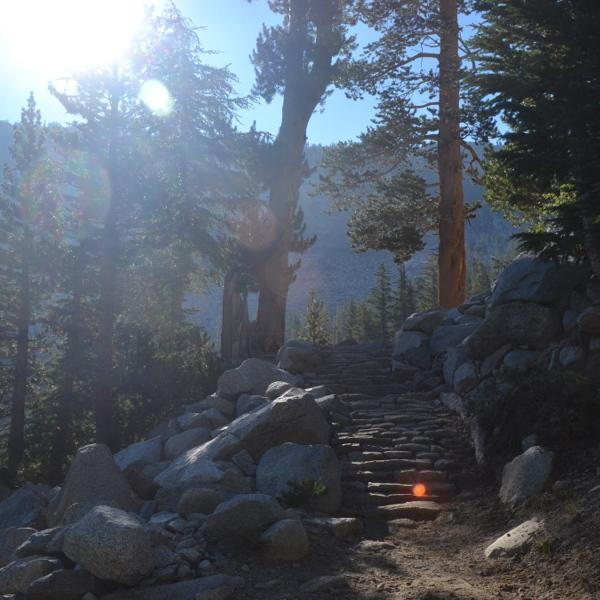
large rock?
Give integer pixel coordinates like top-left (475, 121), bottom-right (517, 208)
top-left (156, 390), bottom-right (331, 488)
top-left (443, 347), bottom-right (469, 386)
top-left (22, 568), bottom-right (104, 600)
top-left (101, 574), bottom-right (244, 600)
top-left (217, 358), bottom-right (300, 400)
top-left (11, 555), bottom-right (63, 594)
top-left (402, 308), bottom-right (447, 333)
top-left (0, 484), bottom-right (48, 546)
top-left (259, 518), bottom-right (309, 561)
top-left (467, 301), bottom-right (561, 359)
top-left (154, 459), bottom-right (228, 490)
top-left (204, 494), bottom-right (286, 551)
top-left (47, 444), bottom-right (141, 527)
top-left (577, 305), bottom-right (600, 335)
top-left (114, 436), bottom-right (163, 473)
top-left (62, 505), bottom-right (155, 586)
top-left (485, 519), bottom-right (542, 559)
top-left (163, 428), bottom-right (212, 461)
top-left (428, 323), bottom-right (480, 356)
top-left (277, 341), bottom-right (323, 374)
top-left (255, 443), bottom-right (342, 514)
top-left (392, 331), bottom-right (430, 359)
top-left (499, 446), bottom-right (554, 507)
top-left (490, 256), bottom-right (588, 309)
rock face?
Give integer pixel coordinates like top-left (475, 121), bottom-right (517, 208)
top-left (499, 446), bottom-right (555, 507)
top-left (62, 505), bottom-right (155, 586)
top-left (489, 255), bottom-right (588, 309)
top-left (467, 301), bottom-right (561, 359)
top-left (256, 443), bottom-right (342, 514)
top-left (47, 444), bottom-right (141, 527)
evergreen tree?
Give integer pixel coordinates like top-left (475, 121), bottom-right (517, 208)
top-left (416, 255), bottom-right (439, 311)
top-left (467, 255), bottom-right (491, 297)
top-left (299, 290), bottom-right (331, 346)
top-left (355, 299), bottom-right (376, 343)
top-left (368, 263), bottom-right (392, 340)
top-left (469, 0), bottom-right (600, 275)
top-left (0, 95), bottom-right (59, 476)
top-left (318, 0), bottom-right (481, 308)
top-left (391, 263), bottom-right (418, 330)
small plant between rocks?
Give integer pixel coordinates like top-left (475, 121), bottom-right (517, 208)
top-left (279, 478), bottom-right (329, 508)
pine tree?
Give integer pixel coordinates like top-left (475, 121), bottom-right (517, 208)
top-left (467, 255), bottom-right (492, 297)
top-left (391, 264), bottom-right (418, 330)
top-left (469, 0), bottom-right (600, 275)
top-left (318, 0), bottom-right (480, 308)
top-left (299, 290), bottom-right (331, 346)
top-left (0, 95), bottom-right (59, 476)
top-left (355, 299), bottom-right (376, 343)
top-left (368, 263), bottom-right (392, 340)
top-left (416, 256), bottom-right (439, 311)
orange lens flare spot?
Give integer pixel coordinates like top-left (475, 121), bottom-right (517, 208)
top-left (413, 483), bottom-right (427, 497)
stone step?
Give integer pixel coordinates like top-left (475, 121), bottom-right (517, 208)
top-left (339, 500), bottom-right (445, 521)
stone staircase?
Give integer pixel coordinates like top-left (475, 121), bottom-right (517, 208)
top-left (304, 342), bottom-right (478, 520)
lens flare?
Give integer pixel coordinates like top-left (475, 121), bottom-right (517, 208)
top-left (413, 483), bottom-right (427, 497)
top-left (140, 80), bottom-right (173, 117)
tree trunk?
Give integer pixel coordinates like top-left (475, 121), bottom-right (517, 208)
top-left (437, 0), bottom-right (466, 309)
top-left (48, 245), bottom-right (85, 485)
top-left (7, 228), bottom-right (32, 478)
top-left (95, 64), bottom-right (120, 450)
top-left (253, 0), bottom-right (338, 354)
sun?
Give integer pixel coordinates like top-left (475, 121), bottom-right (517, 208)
top-left (0, 0), bottom-right (151, 78)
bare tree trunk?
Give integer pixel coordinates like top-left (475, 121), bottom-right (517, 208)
top-left (437, 0), bottom-right (466, 309)
top-left (7, 229), bottom-right (32, 478)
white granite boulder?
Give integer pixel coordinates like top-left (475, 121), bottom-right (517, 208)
top-left (490, 256), bottom-right (588, 309)
top-left (277, 341), bottom-right (323, 374)
top-left (113, 437), bottom-right (163, 473)
top-left (217, 358), bottom-right (300, 400)
top-left (485, 519), bottom-right (542, 558)
top-left (258, 518), bottom-right (309, 561)
top-left (47, 444), bottom-right (141, 527)
top-left (499, 446), bottom-right (554, 507)
top-left (256, 443), bottom-right (342, 514)
top-left (156, 389), bottom-right (331, 489)
top-left (62, 506), bottom-right (155, 586)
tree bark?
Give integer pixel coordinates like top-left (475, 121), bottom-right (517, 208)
top-left (437, 0), bottom-right (466, 308)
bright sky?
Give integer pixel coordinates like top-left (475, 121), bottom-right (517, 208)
top-left (0, 0), bottom-right (376, 146)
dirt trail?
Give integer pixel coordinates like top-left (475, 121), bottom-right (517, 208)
top-left (227, 343), bottom-right (600, 600)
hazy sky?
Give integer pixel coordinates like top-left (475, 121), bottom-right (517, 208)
top-left (0, 0), bottom-right (377, 146)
